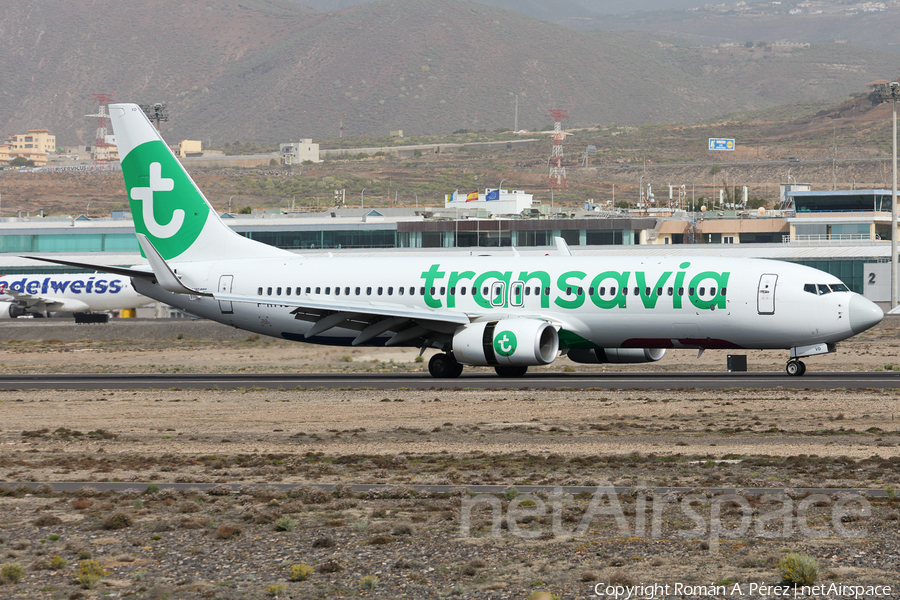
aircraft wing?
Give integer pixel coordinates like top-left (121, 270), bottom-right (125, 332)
top-left (2, 290), bottom-right (91, 313)
top-left (214, 291), bottom-right (472, 346)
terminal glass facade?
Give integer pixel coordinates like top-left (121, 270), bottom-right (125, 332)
top-left (0, 233), bottom-right (140, 253)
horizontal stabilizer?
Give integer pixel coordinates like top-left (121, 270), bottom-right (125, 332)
top-left (136, 234), bottom-right (212, 297)
top-left (21, 255), bottom-right (153, 279)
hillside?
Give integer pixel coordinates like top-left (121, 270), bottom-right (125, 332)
top-left (1, 0), bottom-right (899, 144)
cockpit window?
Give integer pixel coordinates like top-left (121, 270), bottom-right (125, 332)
top-left (817, 284), bottom-right (831, 295)
top-left (829, 283), bottom-right (850, 293)
top-left (804, 284), bottom-right (817, 295)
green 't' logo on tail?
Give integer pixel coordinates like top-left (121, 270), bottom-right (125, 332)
top-left (121, 140), bottom-right (209, 260)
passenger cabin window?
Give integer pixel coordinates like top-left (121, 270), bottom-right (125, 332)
top-left (699, 287), bottom-right (705, 296)
top-left (366, 287), bottom-right (372, 295)
top-left (440, 287), bottom-right (446, 295)
top-left (525, 287), bottom-right (531, 296)
top-left (399, 287), bottom-right (404, 295)
top-left (345, 287), bottom-right (350, 295)
top-left (388, 287), bottom-right (393, 295)
top-left (355, 287), bottom-right (360, 295)
top-left (335, 287), bottom-right (340, 296)
top-left (257, 287), bottom-right (263, 296)
top-left (461, 287), bottom-right (466, 295)
top-left (409, 287), bottom-right (415, 295)
top-left (449, 287), bottom-right (455, 295)
top-left (377, 287), bottom-right (383, 295)
top-left (286, 287), bottom-right (291, 296)
top-left (688, 287), bottom-right (695, 296)
top-left (325, 287), bottom-right (331, 295)
top-left (267, 287), bottom-right (273, 295)
top-left (721, 287), bottom-right (727, 296)
top-left (296, 287), bottom-right (302, 295)
top-left (277, 287), bottom-right (282, 295)
top-left (544, 287), bottom-right (550, 296)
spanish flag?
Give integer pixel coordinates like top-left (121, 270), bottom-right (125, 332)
top-left (466, 190), bottom-right (479, 202)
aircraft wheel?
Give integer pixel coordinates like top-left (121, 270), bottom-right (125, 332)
top-left (429, 353), bottom-right (463, 378)
top-left (494, 365), bottom-right (528, 378)
top-left (785, 360), bottom-right (806, 376)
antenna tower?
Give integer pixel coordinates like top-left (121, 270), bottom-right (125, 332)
top-left (85, 94), bottom-right (114, 165)
top-left (547, 109), bottom-right (569, 190)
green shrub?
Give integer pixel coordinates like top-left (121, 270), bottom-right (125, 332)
top-left (778, 552), bottom-right (820, 585)
top-left (1, 562), bottom-right (25, 584)
top-left (144, 484), bottom-right (160, 495)
top-left (359, 575), bottom-right (379, 590)
top-left (266, 583), bottom-right (286, 596)
top-left (275, 516), bottom-right (297, 532)
top-left (76, 559), bottom-right (107, 589)
top-left (49, 556), bottom-right (68, 570)
top-left (290, 564), bottom-right (314, 581)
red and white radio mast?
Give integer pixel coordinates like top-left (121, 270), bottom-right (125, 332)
top-left (547, 109), bottom-right (569, 190)
top-left (85, 94), bottom-right (114, 165)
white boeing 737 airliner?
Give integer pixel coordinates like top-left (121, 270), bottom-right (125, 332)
top-left (0, 273), bottom-right (148, 319)
top-left (28, 104), bottom-right (884, 377)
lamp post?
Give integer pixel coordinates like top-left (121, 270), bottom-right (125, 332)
top-left (499, 179), bottom-right (506, 195)
top-left (228, 195), bottom-right (234, 213)
top-left (361, 188), bottom-right (367, 210)
top-left (86, 202), bottom-right (92, 218)
top-left (639, 175), bottom-right (644, 209)
top-left (877, 81), bottom-right (900, 310)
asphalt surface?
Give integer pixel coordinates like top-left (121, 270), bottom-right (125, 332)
top-left (1, 371), bottom-right (899, 390)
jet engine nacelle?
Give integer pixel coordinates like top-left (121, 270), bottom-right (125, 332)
top-left (0, 301), bottom-right (28, 319)
top-left (567, 347), bottom-right (666, 364)
top-left (452, 319), bottom-right (559, 367)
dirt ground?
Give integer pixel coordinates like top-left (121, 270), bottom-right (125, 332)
top-left (0, 319), bottom-right (898, 599)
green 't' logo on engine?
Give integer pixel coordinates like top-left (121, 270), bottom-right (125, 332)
top-left (493, 331), bottom-right (517, 357)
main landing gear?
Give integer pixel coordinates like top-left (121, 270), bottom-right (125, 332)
top-left (428, 353), bottom-right (464, 378)
top-left (785, 359), bottom-right (806, 377)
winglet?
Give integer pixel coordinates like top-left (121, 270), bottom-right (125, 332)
top-left (136, 233), bottom-right (212, 296)
top-left (554, 236), bottom-right (572, 257)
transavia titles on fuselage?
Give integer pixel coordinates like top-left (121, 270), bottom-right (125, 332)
top-left (25, 104), bottom-right (884, 377)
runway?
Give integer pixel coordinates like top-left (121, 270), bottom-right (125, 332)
top-left (2, 371), bottom-right (899, 390)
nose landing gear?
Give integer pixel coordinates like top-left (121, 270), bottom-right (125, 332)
top-left (786, 359), bottom-right (806, 376)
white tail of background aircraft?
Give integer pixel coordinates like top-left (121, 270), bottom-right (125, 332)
top-left (27, 104), bottom-right (885, 377)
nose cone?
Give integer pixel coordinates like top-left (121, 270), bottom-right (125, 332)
top-left (849, 294), bottom-right (884, 334)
